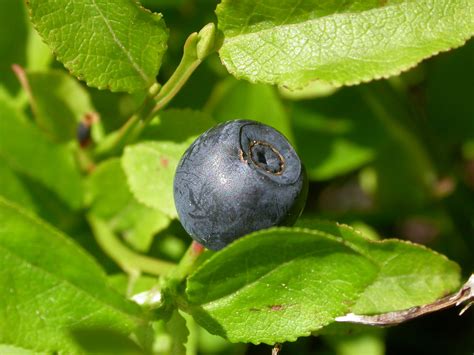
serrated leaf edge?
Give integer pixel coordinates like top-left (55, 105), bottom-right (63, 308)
top-left (216, 0), bottom-right (474, 89)
top-left (25, 0), bottom-right (169, 93)
top-left (185, 223), bottom-right (460, 344)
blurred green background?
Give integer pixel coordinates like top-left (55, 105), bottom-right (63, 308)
top-left (0, 0), bottom-right (473, 354)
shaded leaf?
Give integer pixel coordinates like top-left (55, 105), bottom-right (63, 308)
top-left (71, 328), bottom-right (145, 355)
top-left (86, 159), bottom-right (170, 252)
top-left (426, 40), bottom-right (474, 153)
top-left (26, 69), bottom-right (94, 142)
top-left (27, 0), bottom-right (169, 92)
top-left (0, 198), bottom-right (146, 353)
top-left (217, 0), bottom-right (474, 88)
top-left (290, 89), bottom-right (381, 180)
top-left (0, 96), bottom-right (83, 209)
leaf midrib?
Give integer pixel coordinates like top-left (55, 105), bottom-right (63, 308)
top-left (90, 0), bottom-right (149, 83)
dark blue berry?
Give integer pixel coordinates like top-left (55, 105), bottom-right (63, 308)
top-left (173, 120), bottom-right (307, 250)
top-left (76, 121), bottom-right (91, 148)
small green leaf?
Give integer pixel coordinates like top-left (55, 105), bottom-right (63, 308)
top-left (0, 96), bottom-right (83, 209)
top-left (27, 0), bottom-right (169, 92)
top-left (122, 142), bottom-right (186, 218)
top-left (86, 159), bottom-right (133, 219)
top-left (185, 224), bottom-right (460, 344)
top-left (86, 159), bottom-right (170, 252)
top-left (164, 310), bottom-right (189, 355)
top-left (26, 69), bottom-right (95, 142)
top-left (122, 110), bottom-right (212, 219)
top-left (217, 0), bottom-right (474, 88)
top-left (0, 198), bottom-right (145, 353)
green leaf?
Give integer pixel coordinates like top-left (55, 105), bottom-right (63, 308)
top-left (206, 78), bottom-right (293, 141)
top-left (86, 159), bottom-right (170, 252)
top-left (86, 159), bottom-right (133, 219)
top-left (290, 82), bottom-right (435, 212)
top-left (0, 96), bottom-right (83, 209)
top-left (360, 82), bottom-right (435, 212)
top-left (216, 0), bottom-right (474, 88)
top-left (185, 224), bottom-right (460, 344)
top-left (26, 27), bottom-right (53, 71)
top-left (26, 69), bottom-right (95, 142)
top-left (71, 328), bottom-right (145, 355)
top-left (164, 310), bottom-right (189, 355)
top-left (0, 160), bottom-right (36, 212)
top-left (0, 0), bottom-right (28, 94)
top-left (426, 41), bottom-right (474, 152)
top-left (279, 81), bottom-right (339, 100)
top-left (307, 222), bottom-right (461, 314)
top-left (0, 345), bottom-right (38, 355)
top-left (0, 198), bottom-right (146, 353)
top-left (323, 328), bottom-right (385, 355)
top-left (122, 110), bottom-right (211, 220)
top-left (186, 229), bottom-right (378, 344)
top-left (290, 89), bottom-right (381, 180)
top-left (27, 0), bottom-right (169, 92)
top-left (122, 141), bottom-right (186, 218)
top-left (108, 273), bottom-right (158, 297)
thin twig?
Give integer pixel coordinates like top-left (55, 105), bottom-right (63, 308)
top-left (272, 343), bottom-right (282, 355)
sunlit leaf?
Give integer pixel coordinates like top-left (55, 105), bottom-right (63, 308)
top-left (27, 0), bottom-right (169, 92)
top-left (217, 0), bottom-right (474, 88)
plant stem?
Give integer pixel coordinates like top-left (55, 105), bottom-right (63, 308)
top-left (129, 32), bottom-right (202, 140)
top-left (87, 214), bottom-right (175, 276)
top-left (95, 23), bottom-right (221, 157)
top-left (157, 241), bottom-right (205, 311)
top-left (94, 95), bottom-right (155, 158)
top-left (171, 241), bottom-right (206, 282)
